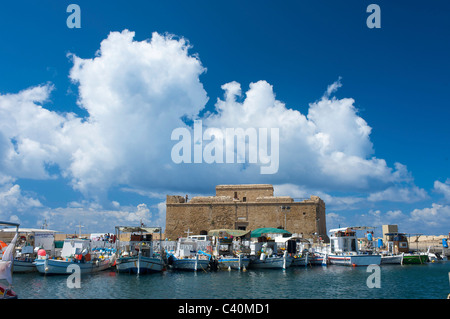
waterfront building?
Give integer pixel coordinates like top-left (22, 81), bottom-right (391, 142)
top-left (165, 184), bottom-right (328, 242)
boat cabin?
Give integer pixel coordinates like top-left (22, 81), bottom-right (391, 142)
top-left (384, 232), bottom-right (409, 254)
top-left (115, 226), bottom-right (162, 258)
top-left (171, 237), bottom-right (205, 258)
top-left (60, 238), bottom-right (91, 258)
top-left (329, 228), bottom-right (358, 254)
top-left (188, 235), bottom-right (211, 242)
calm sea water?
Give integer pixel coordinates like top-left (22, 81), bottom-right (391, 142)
top-left (12, 262), bottom-right (450, 300)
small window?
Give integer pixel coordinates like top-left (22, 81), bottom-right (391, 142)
top-left (234, 192), bottom-right (238, 199)
top-left (243, 197), bottom-right (246, 202)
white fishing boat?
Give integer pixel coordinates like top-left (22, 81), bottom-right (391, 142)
top-left (167, 237), bottom-right (210, 271)
top-left (0, 221), bottom-right (20, 299)
top-left (381, 254), bottom-right (404, 264)
top-left (115, 226), bottom-right (165, 274)
top-left (1, 227), bottom-right (60, 273)
top-left (427, 246), bottom-right (448, 263)
top-left (34, 238), bottom-right (113, 275)
top-left (326, 227), bottom-right (381, 266)
top-left (309, 252), bottom-right (327, 265)
top-left (310, 238), bottom-right (330, 266)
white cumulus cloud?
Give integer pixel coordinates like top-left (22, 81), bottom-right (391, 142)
top-left (434, 179), bottom-right (450, 202)
top-left (0, 30), bottom-right (430, 232)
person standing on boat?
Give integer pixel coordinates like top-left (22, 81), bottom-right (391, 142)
top-left (366, 231), bottom-right (374, 249)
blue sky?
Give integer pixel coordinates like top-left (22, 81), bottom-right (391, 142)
top-left (0, 1), bottom-right (449, 236)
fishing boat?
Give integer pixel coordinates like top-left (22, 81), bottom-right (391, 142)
top-left (381, 254), bottom-right (404, 264)
top-left (249, 248), bottom-right (292, 269)
top-left (326, 227), bottom-right (381, 266)
top-left (283, 238), bottom-right (311, 267)
top-left (0, 221), bottom-right (20, 299)
top-left (378, 232), bottom-right (410, 265)
top-left (208, 229), bottom-right (251, 270)
top-left (401, 253), bottom-right (428, 264)
top-left (166, 237), bottom-right (210, 271)
top-left (310, 237), bottom-right (330, 265)
top-left (381, 232), bottom-right (431, 265)
top-left (248, 228), bottom-right (293, 270)
top-left (291, 250), bottom-right (310, 266)
top-left (427, 241), bottom-right (448, 263)
top-left (34, 237), bottom-right (113, 275)
top-left (428, 251), bottom-right (448, 263)
top-left (114, 226), bottom-right (165, 274)
top-left (1, 227), bottom-right (60, 273)
top-left (309, 252), bottom-right (327, 265)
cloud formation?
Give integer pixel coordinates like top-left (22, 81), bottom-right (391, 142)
top-left (434, 179), bottom-right (450, 202)
top-left (0, 30), bottom-right (435, 232)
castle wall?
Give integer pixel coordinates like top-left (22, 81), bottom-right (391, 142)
top-left (165, 184), bottom-right (328, 242)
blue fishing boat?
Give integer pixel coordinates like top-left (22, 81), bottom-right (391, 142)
top-left (114, 226), bottom-right (165, 274)
top-left (166, 237), bottom-right (210, 271)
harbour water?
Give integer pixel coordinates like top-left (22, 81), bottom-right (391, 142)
top-left (13, 262), bottom-right (450, 299)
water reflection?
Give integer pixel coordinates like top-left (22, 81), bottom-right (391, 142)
top-left (12, 263), bottom-right (450, 299)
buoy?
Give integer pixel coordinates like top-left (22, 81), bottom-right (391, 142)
top-left (352, 263), bottom-right (356, 267)
top-left (228, 266), bottom-right (231, 271)
top-left (242, 266), bottom-right (247, 272)
top-left (37, 249), bottom-right (46, 258)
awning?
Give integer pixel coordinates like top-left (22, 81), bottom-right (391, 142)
top-left (208, 229), bottom-right (250, 237)
top-left (250, 227), bottom-right (291, 238)
top-left (115, 226), bottom-right (161, 233)
top-left (0, 222), bottom-right (19, 228)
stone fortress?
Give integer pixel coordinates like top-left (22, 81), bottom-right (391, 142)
top-left (165, 184), bottom-right (328, 242)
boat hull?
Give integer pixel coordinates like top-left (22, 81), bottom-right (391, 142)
top-left (328, 254), bottom-right (381, 266)
top-left (310, 254), bottom-right (326, 265)
top-left (34, 258), bottom-right (111, 275)
top-left (249, 256), bottom-right (293, 269)
top-left (170, 258), bottom-right (210, 271)
top-left (217, 257), bottom-right (250, 270)
top-left (0, 283), bottom-right (17, 299)
top-left (116, 256), bottom-right (165, 274)
top-left (402, 254), bottom-right (428, 264)
top-left (13, 259), bottom-right (37, 273)
top-left (429, 255), bottom-right (448, 262)
top-left (291, 254), bottom-right (310, 267)
top-left (381, 255), bottom-right (403, 264)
